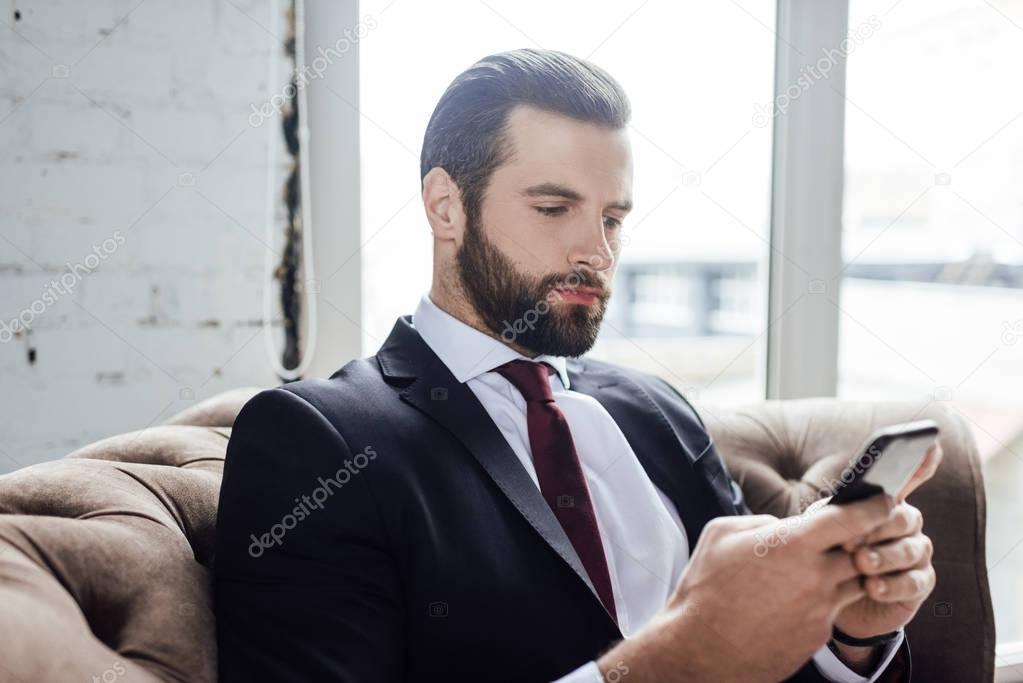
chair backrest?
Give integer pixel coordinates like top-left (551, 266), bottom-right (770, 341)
top-left (704, 397), bottom-right (995, 683)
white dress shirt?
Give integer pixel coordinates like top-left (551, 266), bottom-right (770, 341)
top-left (411, 293), bottom-right (903, 683)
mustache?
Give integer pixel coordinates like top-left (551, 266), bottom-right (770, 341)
top-left (539, 270), bottom-right (610, 295)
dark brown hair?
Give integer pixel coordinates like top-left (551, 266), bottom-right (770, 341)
top-left (420, 48), bottom-right (630, 223)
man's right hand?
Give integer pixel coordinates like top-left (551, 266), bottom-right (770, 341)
top-left (596, 494), bottom-right (897, 683)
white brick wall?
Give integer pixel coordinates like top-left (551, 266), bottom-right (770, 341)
top-left (0, 1), bottom-right (292, 472)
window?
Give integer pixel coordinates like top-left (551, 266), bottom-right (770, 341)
top-left (840, 0), bottom-right (1023, 647)
top-left (353, 0), bottom-right (1022, 665)
top-left (359, 0), bottom-right (776, 405)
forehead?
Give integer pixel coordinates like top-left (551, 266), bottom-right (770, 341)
top-left (494, 105), bottom-right (633, 196)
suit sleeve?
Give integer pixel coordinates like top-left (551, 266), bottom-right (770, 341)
top-left (650, 376), bottom-right (750, 515)
top-left (214, 387), bottom-right (404, 683)
top-left (788, 638), bottom-right (911, 682)
top-left (652, 377), bottom-right (912, 682)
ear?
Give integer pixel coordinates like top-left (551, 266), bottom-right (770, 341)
top-left (422, 167), bottom-right (466, 246)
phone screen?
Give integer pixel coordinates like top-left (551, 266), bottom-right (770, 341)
top-left (830, 420), bottom-right (939, 505)
top-left (861, 434), bottom-right (936, 499)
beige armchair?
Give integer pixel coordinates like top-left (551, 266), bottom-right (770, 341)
top-left (0, 389), bottom-right (994, 682)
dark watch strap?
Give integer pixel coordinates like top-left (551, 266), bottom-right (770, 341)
top-left (832, 625), bottom-right (901, 647)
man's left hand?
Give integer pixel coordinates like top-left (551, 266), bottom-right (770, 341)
top-left (834, 440), bottom-right (942, 638)
top-left (833, 500), bottom-right (935, 638)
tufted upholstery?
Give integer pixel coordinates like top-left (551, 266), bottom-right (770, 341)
top-left (699, 397), bottom-right (995, 683)
top-left (0, 395), bottom-right (241, 683)
top-left (0, 389), bottom-right (995, 682)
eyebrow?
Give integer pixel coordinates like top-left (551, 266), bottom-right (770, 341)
top-left (519, 182), bottom-right (633, 213)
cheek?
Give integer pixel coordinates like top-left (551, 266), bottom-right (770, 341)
top-left (484, 202), bottom-right (542, 244)
top-left (490, 210), bottom-right (568, 267)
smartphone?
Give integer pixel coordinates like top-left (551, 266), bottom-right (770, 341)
top-left (828, 419), bottom-right (940, 505)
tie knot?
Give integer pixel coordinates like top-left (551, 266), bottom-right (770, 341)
top-left (495, 360), bottom-right (554, 403)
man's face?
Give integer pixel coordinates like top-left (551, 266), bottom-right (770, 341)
top-left (456, 105), bottom-right (633, 357)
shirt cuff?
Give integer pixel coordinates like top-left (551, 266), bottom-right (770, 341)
top-left (811, 629), bottom-right (906, 683)
top-left (552, 660), bottom-right (603, 683)
top-left (551, 631), bottom-right (905, 683)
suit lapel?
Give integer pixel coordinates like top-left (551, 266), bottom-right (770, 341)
top-left (376, 317), bottom-right (615, 629)
top-left (566, 358), bottom-right (727, 546)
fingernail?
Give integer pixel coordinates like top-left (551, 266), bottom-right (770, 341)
top-left (875, 579), bottom-right (887, 595)
top-left (867, 550), bottom-right (881, 569)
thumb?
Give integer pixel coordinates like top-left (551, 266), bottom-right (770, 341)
top-left (709, 513), bottom-right (780, 534)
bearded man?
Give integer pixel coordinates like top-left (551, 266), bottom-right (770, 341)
top-left (214, 48), bottom-right (936, 683)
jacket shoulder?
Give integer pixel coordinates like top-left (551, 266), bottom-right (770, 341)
top-left (275, 356), bottom-right (388, 408)
top-left (232, 356), bottom-right (391, 443)
top-left (579, 356), bottom-right (708, 431)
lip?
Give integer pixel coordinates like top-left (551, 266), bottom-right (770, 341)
top-left (553, 286), bottom-right (605, 304)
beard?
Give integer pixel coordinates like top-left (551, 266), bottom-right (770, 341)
top-left (455, 215), bottom-right (611, 358)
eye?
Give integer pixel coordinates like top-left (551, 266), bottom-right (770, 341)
top-left (603, 216), bottom-right (623, 229)
top-left (535, 206), bottom-right (567, 217)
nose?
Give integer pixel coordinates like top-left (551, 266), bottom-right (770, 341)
top-left (568, 215), bottom-right (617, 274)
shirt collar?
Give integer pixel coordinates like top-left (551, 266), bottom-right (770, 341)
top-left (411, 293), bottom-right (571, 390)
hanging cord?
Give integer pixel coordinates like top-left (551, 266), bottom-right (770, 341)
top-left (263, 0), bottom-right (318, 382)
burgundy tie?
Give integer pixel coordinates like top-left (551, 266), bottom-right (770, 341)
top-left (495, 359), bottom-right (618, 623)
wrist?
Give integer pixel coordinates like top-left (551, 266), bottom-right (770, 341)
top-left (596, 605), bottom-right (706, 682)
top-left (827, 639), bottom-right (883, 675)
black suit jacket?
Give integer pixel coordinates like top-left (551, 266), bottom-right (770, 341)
top-left (214, 315), bottom-right (909, 682)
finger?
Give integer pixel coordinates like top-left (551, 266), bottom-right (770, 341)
top-left (854, 534), bottom-right (933, 576)
top-left (834, 576), bottom-right (868, 611)
top-left (853, 503), bottom-right (924, 548)
top-left (799, 494), bottom-right (896, 550)
top-left (897, 441), bottom-right (943, 502)
top-left (822, 548), bottom-right (862, 584)
top-left (701, 514), bottom-right (780, 544)
top-left (805, 496), bottom-right (833, 515)
top-left (864, 566), bottom-right (936, 603)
